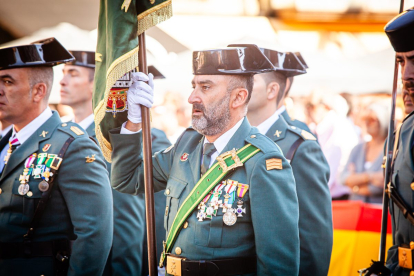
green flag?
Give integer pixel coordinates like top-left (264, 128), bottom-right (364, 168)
top-left (93, 0), bottom-right (172, 161)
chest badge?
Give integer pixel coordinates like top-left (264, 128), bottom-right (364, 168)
top-left (39, 131), bottom-right (48, 138)
top-left (274, 130), bottom-right (282, 138)
top-left (42, 144), bottom-right (51, 152)
top-left (86, 154), bottom-right (96, 163)
top-left (180, 153), bottom-right (189, 162)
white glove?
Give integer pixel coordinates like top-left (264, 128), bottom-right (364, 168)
top-left (127, 72), bottom-right (154, 124)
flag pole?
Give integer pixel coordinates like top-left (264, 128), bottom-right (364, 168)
top-left (378, 0), bottom-right (405, 264)
top-left (138, 32), bottom-right (158, 276)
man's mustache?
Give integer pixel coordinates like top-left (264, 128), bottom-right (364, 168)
top-left (192, 103), bottom-right (206, 114)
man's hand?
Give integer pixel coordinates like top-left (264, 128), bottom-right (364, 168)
top-left (126, 72), bottom-right (154, 131)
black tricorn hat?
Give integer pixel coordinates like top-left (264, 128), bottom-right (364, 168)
top-left (228, 44), bottom-right (307, 77)
top-left (193, 44), bottom-right (275, 75)
top-left (294, 52), bottom-right (309, 70)
top-left (67, 50), bottom-right (95, 68)
top-left (385, 8), bottom-right (414, 52)
top-left (0, 37), bottom-right (74, 70)
top-left (148, 65), bottom-right (165, 79)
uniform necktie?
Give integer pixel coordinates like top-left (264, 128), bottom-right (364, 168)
top-left (4, 134), bottom-right (20, 165)
top-left (201, 143), bottom-right (216, 176)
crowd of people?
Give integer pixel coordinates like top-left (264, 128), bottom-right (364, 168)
top-left (0, 5), bottom-right (414, 276)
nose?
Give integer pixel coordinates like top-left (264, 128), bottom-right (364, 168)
top-left (60, 75), bottom-right (68, 87)
top-left (188, 89), bottom-right (200, 105)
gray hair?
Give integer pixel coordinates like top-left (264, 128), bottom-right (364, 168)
top-left (367, 102), bottom-right (390, 138)
top-left (27, 67), bottom-right (54, 100)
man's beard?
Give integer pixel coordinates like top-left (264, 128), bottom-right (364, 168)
top-left (192, 93), bottom-right (231, 136)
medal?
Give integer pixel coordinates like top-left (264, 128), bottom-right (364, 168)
top-left (223, 208), bottom-right (237, 226)
top-left (234, 183), bottom-right (249, 217)
top-left (37, 153), bottom-right (47, 165)
top-left (41, 168), bottom-right (53, 182)
top-left (235, 200), bottom-right (246, 217)
top-left (38, 180), bottom-right (49, 192)
top-left (197, 208), bottom-right (207, 221)
top-left (221, 180), bottom-right (237, 213)
top-left (18, 184), bottom-right (30, 195)
top-left (205, 203), bottom-right (217, 219)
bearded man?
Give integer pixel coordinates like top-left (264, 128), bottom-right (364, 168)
top-left (108, 45), bottom-right (300, 275)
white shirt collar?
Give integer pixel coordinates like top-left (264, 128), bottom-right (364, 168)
top-left (77, 114), bottom-right (94, 130)
top-left (12, 107), bottom-right (53, 145)
top-left (1, 124), bottom-right (12, 137)
top-left (275, 105), bottom-right (286, 116)
top-left (256, 110), bottom-right (279, 135)
top-left (203, 117), bottom-right (244, 155)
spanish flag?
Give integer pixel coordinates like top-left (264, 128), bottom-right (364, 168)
top-left (328, 201), bottom-right (393, 276)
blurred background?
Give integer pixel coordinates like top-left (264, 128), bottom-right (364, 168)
top-left (0, 0), bottom-right (411, 274)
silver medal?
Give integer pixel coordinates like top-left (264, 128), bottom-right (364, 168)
top-left (38, 180), bottom-right (49, 192)
top-left (223, 208), bottom-right (237, 226)
top-left (18, 184), bottom-right (30, 195)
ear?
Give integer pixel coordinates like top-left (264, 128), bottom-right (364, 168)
top-left (267, 81), bottom-right (280, 101)
top-left (31, 83), bottom-right (48, 103)
top-left (231, 87), bottom-right (248, 109)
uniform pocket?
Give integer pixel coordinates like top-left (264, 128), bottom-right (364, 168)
top-left (164, 176), bottom-right (187, 232)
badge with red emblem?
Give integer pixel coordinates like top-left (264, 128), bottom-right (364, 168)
top-left (42, 144), bottom-right (51, 152)
top-left (180, 153), bottom-right (189, 162)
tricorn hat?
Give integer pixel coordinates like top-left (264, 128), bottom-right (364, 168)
top-left (193, 44), bottom-right (275, 75)
top-left (68, 51), bottom-right (95, 68)
top-left (385, 8), bottom-right (414, 52)
top-left (228, 44), bottom-right (307, 77)
top-left (0, 37), bottom-right (74, 70)
top-left (148, 65), bottom-right (165, 79)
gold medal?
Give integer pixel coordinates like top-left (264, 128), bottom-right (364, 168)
top-left (38, 180), bottom-right (49, 192)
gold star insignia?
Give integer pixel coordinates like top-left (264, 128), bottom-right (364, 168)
top-left (86, 154), bottom-right (96, 163)
top-left (121, 0), bottom-right (131, 12)
top-left (95, 53), bottom-right (103, 62)
top-left (40, 131), bottom-right (48, 138)
top-left (274, 130), bottom-right (282, 137)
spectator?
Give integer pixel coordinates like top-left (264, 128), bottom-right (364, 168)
top-left (340, 103), bottom-right (389, 203)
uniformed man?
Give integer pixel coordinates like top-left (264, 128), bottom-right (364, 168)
top-left (0, 38), bottom-right (113, 275)
top-left (246, 48), bottom-right (332, 276)
top-left (383, 9), bottom-right (414, 276)
top-left (109, 45), bottom-right (300, 275)
top-left (59, 51), bottom-right (171, 276)
top-left (275, 53), bottom-right (313, 133)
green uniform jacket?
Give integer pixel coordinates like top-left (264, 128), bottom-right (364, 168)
top-left (109, 118), bottom-right (300, 275)
top-left (281, 109), bottom-right (313, 134)
top-left (0, 111), bottom-right (113, 276)
top-left (265, 116), bottom-right (332, 276)
top-left (86, 123), bottom-right (170, 276)
top-left (386, 112), bottom-right (414, 276)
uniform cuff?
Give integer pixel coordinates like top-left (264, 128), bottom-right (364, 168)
top-left (120, 121), bottom-right (142, 134)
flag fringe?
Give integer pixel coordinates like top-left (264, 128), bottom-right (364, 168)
top-left (137, 0), bottom-right (172, 35)
top-left (94, 47), bottom-right (139, 162)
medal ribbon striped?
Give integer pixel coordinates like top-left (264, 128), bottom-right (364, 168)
top-left (160, 143), bottom-right (261, 266)
top-left (237, 183), bottom-right (249, 198)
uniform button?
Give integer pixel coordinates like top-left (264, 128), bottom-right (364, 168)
top-left (27, 191), bottom-right (33, 197)
top-left (411, 182), bottom-right (414, 190)
top-left (62, 123), bottom-right (67, 127)
top-left (0, 188), bottom-right (2, 194)
top-left (175, 247), bottom-right (182, 255)
top-left (165, 206), bottom-right (169, 216)
top-left (250, 135), bottom-right (256, 138)
top-left (166, 189), bottom-right (170, 195)
top-left (410, 271), bottom-right (414, 276)
top-left (183, 221), bottom-right (189, 229)
top-left (410, 241), bottom-right (414, 249)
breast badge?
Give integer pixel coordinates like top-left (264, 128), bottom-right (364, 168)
top-left (180, 153), bottom-right (189, 162)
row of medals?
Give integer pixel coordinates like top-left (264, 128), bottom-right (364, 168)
top-left (18, 153), bottom-right (53, 196)
top-left (196, 180), bottom-right (249, 226)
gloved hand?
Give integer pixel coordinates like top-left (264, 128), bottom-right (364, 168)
top-left (127, 72), bottom-right (154, 124)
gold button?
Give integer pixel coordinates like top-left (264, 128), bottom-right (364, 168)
top-left (0, 188), bottom-right (2, 194)
top-left (250, 135), bottom-right (256, 138)
top-left (410, 241), bottom-right (414, 249)
top-left (62, 123), bottom-right (67, 127)
top-left (166, 189), bottom-right (170, 195)
top-left (410, 271), bottom-right (414, 276)
top-left (27, 191), bottom-right (33, 197)
top-left (183, 221), bottom-right (189, 229)
top-left (175, 247), bottom-right (182, 255)
top-left (411, 183), bottom-right (414, 190)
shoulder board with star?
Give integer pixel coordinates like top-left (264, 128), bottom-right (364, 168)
top-left (287, 125), bottom-right (316, 141)
top-left (57, 122), bottom-right (86, 138)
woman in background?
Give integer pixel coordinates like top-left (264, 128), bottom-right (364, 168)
top-left (340, 103), bottom-right (389, 204)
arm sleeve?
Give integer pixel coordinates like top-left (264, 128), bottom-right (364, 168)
top-left (109, 128), bottom-right (174, 195)
top-left (339, 144), bottom-right (360, 186)
top-left (57, 137), bottom-right (113, 276)
top-left (291, 140), bottom-right (333, 276)
top-left (250, 152), bottom-right (300, 275)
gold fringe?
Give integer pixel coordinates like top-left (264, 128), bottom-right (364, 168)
top-left (137, 0), bottom-right (173, 35)
top-left (94, 47), bottom-right (139, 162)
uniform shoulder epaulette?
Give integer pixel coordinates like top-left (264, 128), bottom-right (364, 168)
top-left (246, 132), bottom-right (282, 154)
top-left (57, 122), bottom-right (86, 138)
top-left (287, 125), bottom-right (316, 141)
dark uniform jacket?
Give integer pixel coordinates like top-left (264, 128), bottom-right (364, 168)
top-left (0, 111), bottom-right (113, 276)
top-left (109, 118), bottom-right (300, 275)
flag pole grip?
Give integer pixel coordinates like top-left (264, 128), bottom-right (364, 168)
top-left (138, 32), bottom-right (158, 276)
